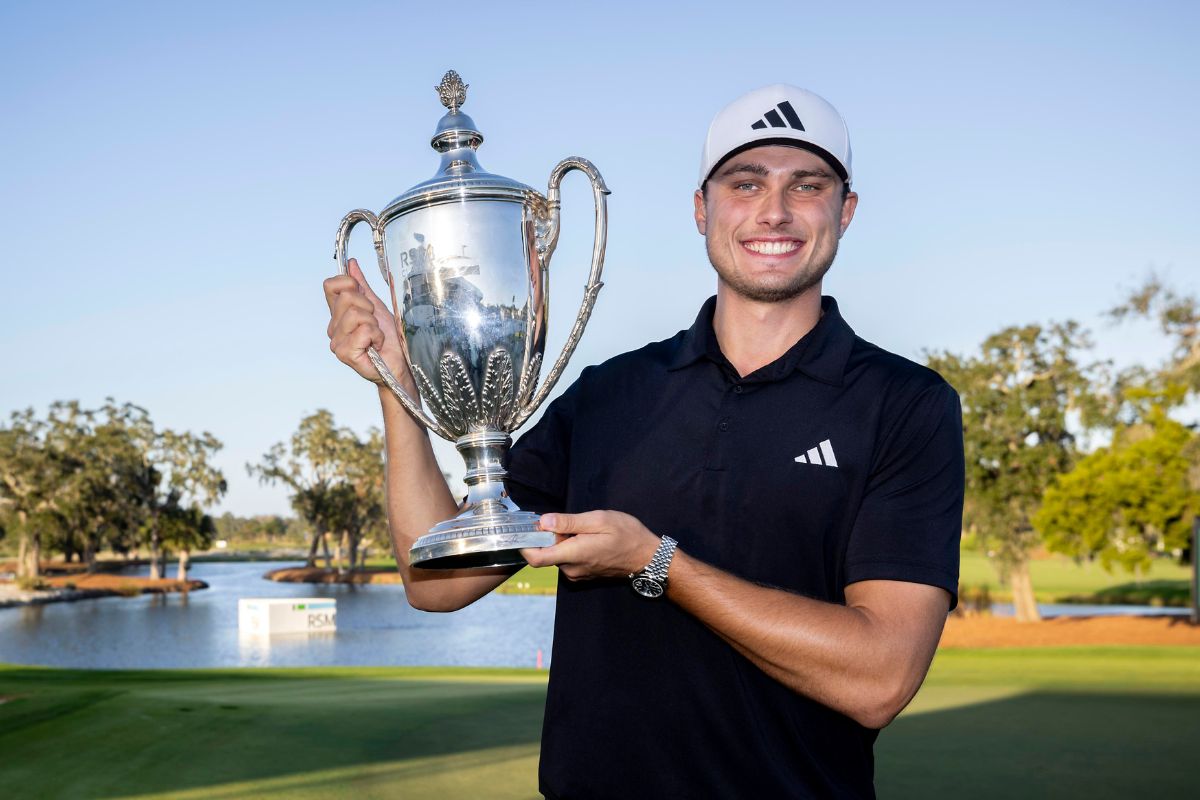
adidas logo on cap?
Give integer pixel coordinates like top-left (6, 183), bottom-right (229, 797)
top-left (750, 100), bottom-right (805, 131)
top-left (699, 84), bottom-right (852, 186)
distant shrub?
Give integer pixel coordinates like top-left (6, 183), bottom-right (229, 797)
top-left (15, 576), bottom-right (49, 591)
top-left (116, 583), bottom-right (141, 597)
top-left (954, 583), bottom-right (994, 616)
top-left (1063, 580), bottom-right (1189, 608)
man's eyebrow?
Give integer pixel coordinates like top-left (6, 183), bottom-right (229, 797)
top-left (718, 162), bottom-right (769, 178)
top-left (717, 163), bottom-right (834, 181)
top-left (792, 168), bottom-right (833, 180)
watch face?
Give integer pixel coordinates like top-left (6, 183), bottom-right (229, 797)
top-left (632, 576), bottom-right (664, 598)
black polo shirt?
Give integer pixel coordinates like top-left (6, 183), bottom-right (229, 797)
top-left (506, 295), bottom-right (964, 800)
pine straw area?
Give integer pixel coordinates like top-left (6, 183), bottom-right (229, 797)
top-left (0, 573), bottom-right (206, 607)
top-left (265, 566), bottom-right (403, 584)
top-left (940, 614), bottom-right (1200, 647)
top-left (0, 560), bottom-right (204, 597)
top-left (39, 574), bottom-right (206, 593)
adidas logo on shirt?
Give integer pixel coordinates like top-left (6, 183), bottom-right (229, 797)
top-left (794, 439), bottom-right (838, 468)
top-left (750, 100), bottom-right (805, 131)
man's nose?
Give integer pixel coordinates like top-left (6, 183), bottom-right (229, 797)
top-left (756, 187), bottom-right (793, 226)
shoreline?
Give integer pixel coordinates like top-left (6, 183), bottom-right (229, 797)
top-left (262, 565), bottom-right (556, 595)
top-left (265, 565), bottom-right (403, 585)
top-left (0, 577), bottom-right (208, 609)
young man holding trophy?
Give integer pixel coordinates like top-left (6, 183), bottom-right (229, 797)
top-left (325, 77), bottom-right (963, 799)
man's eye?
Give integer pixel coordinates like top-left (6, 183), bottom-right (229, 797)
top-left (734, 182), bottom-right (758, 191)
top-left (796, 183), bottom-right (818, 192)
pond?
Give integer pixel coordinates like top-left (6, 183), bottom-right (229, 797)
top-left (0, 562), bottom-right (1189, 670)
top-left (990, 602), bottom-right (1191, 618)
top-left (0, 561), bottom-right (556, 670)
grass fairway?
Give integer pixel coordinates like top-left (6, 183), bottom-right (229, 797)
top-left (0, 666), bottom-right (548, 800)
top-left (877, 647), bottom-right (1200, 799)
top-left (3, 648), bottom-right (1198, 799)
top-left (958, 550), bottom-right (1191, 604)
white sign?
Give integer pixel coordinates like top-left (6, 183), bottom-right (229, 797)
top-left (238, 598), bottom-right (337, 635)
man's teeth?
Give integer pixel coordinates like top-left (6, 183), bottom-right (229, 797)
top-left (744, 240), bottom-right (800, 255)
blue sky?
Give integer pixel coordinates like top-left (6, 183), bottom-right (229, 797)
top-left (2, 1), bottom-right (1197, 515)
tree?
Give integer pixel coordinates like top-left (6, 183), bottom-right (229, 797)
top-left (251, 411), bottom-right (344, 569)
top-left (166, 429), bottom-right (225, 579)
top-left (160, 504), bottom-right (217, 580)
top-left (1, 400), bottom-right (225, 580)
top-left (256, 516), bottom-right (289, 543)
top-left (927, 322), bottom-right (1107, 621)
top-left (1108, 276), bottom-right (1200, 577)
top-left (0, 406), bottom-right (84, 578)
top-left (1035, 398), bottom-right (1200, 573)
top-left (135, 427), bottom-right (226, 580)
top-left (330, 426), bottom-right (386, 573)
top-left (1108, 275), bottom-right (1200, 396)
top-left (53, 400), bottom-right (149, 572)
top-left (250, 410), bottom-right (384, 572)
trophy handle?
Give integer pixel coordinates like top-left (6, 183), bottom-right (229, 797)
top-left (334, 209), bottom-right (454, 440)
top-left (511, 157), bottom-right (609, 430)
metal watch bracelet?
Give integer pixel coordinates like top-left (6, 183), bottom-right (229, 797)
top-left (630, 535), bottom-right (678, 599)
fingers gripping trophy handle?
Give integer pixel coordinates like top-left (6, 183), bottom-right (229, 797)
top-left (511, 158), bottom-right (609, 430)
top-left (334, 209), bottom-right (453, 440)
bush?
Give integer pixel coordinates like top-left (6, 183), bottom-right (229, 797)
top-left (953, 582), bottom-right (994, 616)
top-left (15, 576), bottom-right (50, 591)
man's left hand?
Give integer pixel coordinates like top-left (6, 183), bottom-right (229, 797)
top-left (521, 511), bottom-right (661, 581)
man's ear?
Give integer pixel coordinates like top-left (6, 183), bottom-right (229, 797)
top-left (693, 189), bottom-right (707, 235)
top-left (838, 191), bottom-right (859, 238)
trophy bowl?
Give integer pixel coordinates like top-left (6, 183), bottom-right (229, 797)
top-left (334, 70), bottom-right (608, 570)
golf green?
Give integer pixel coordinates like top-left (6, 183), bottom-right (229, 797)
top-left (2, 648), bottom-right (1198, 799)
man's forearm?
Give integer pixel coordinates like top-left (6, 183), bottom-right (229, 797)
top-left (666, 550), bottom-right (948, 729)
top-left (524, 510), bottom-right (949, 727)
top-left (378, 386), bottom-right (514, 610)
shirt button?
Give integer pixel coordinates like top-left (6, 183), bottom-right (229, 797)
top-left (718, 421), bottom-right (730, 432)
top-left (733, 385), bottom-right (744, 394)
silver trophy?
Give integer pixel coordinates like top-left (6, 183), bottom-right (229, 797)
top-left (334, 70), bottom-right (608, 570)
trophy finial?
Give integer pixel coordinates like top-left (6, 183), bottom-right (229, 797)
top-left (436, 70), bottom-right (468, 113)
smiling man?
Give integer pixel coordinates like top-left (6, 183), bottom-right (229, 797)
top-left (325, 84), bottom-right (965, 799)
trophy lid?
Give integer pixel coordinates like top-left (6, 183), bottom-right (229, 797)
top-left (381, 70), bottom-right (536, 217)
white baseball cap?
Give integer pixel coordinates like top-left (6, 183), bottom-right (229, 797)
top-left (699, 84), bottom-right (852, 187)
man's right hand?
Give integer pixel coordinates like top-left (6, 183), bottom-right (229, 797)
top-left (324, 259), bottom-right (516, 612)
top-left (323, 258), bottom-right (411, 388)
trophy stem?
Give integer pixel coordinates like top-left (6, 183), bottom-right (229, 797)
top-left (408, 428), bottom-right (556, 569)
top-left (458, 429), bottom-right (516, 511)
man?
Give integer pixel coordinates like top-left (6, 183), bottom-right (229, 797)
top-left (325, 84), bottom-right (964, 799)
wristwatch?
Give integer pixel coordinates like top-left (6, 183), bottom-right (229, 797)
top-left (629, 535), bottom-right (678, 599)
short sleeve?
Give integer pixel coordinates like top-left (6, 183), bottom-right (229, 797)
top-left (504, 368), bottom-right (589, 515)
top-left (844, 381), bottom-right (964, 610)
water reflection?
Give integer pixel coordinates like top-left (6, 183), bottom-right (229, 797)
top-left (0, 561), bottom-right (555, 670)
top-left (992, 602), bottom-right (1191, 618)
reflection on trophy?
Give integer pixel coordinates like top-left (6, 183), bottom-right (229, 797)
top-left (334, 70), bottom-right (609, 570)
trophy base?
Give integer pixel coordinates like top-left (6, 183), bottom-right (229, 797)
top-left (409, 510), bottom-right (557, 570)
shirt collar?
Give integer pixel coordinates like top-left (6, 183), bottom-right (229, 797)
top-left (666, 295), bottom-right (855, 386)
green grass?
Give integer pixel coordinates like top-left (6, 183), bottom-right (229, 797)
top-left (356, 560), bottom-right (559, 595)
top-left (959, 549), bottom-right (1192, 604)
top-left (3, 648), bottom-right (1199, 799)
top-left (879, 648), bottom-right (1200, 799)
top-left (496, 566), bottom-right (559, 595)
top-left (0, 666), bottom-right (549, 800)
